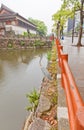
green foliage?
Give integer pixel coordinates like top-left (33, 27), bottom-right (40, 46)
top-left (51, 40), bottom-right (54, 46)
top-left (20, 41), bottom-right (25, 46)
top-left (33, 40), bottom-right (45, 46)
top-left (61, 0), bottom-right (81, 11)
top-left (28, 17), bottom-right (47, 36)
top-left (52, 8), bottom-right (72, 34)
top-left (26, 89), bottom-right (39, 112)
top-left (29, 33), bottom-right (36, 38)
top-left (7, 43), bottom-right (13, 48)
top-left (23, 32), bottom-right (28, 37)
top-left (51, 93), bottom-right (58, 105)
top-left (60, 0), bottom-right (84, 46)
top-left (34, 40), bottom-right (41, 46)
top-left (47, 51), bottom-right (52, 61)
top-left (52, 0), bottom-right (81, 35)
top-left (40, 42), bottom-right (45, 46)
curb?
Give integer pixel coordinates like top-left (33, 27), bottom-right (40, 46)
top-left (57, 73), bottom-right (70, 130)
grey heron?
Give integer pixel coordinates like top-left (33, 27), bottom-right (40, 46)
top-left (39, 54), bottom-right (52, 80)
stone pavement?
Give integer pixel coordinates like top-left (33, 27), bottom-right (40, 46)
top-left (61, 37), bottom-right (84, 101)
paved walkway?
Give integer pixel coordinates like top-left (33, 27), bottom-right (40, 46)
top-left (62, 37), bottom-right (84, 101)
top-left (57, 37), bottom-right (84, 130)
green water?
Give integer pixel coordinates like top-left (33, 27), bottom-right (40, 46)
top-left (0, 48), bottom-right (48, 130)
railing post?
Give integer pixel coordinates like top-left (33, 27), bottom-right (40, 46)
top-left (56, 38), bottom-right (60, 45)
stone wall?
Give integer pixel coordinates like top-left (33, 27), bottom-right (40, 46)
top-left (0, 37), bottom-right (52, 49)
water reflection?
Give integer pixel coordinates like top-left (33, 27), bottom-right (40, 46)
top-left (0, 48), bottom-right (48, 130)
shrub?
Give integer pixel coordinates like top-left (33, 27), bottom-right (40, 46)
top-left (20, 41), bottom-right (25, 46)
top-left (47, 51), bottom-right (52, 61)
top-left (7, 43), bottom-right (13, 48)
top-left (26, 89), bottom-right (40, 112)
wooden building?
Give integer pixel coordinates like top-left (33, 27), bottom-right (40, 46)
top-left (0, 4), bottom-right (37, 35)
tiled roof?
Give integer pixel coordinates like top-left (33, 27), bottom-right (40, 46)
top-left (0, 4), bottom-right (36, 27)
top-left (0, 4), bottom-right (37, 31)
top-left (1, 4), bottom-right (15, 14)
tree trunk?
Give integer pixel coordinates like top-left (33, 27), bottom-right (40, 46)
top-left (61, 26), bottom-right (63, 36)
top-left (72, 18), bottom-right (75, 43)
top-left (77, 0), bottom-right (84, 46)
top-left (57, 21), bottom-right (60, 39)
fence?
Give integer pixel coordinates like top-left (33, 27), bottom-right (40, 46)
top-left (56, 39), bottom-right (84, 130)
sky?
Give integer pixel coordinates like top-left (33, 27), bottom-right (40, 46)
top-left (0, 0), bottom-right (62, 34)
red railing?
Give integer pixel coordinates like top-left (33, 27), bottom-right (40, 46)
top-left (56, 39), bottom-right (84, 130)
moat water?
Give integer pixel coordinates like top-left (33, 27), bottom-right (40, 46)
top-left (0, 48), bottom-right (48, 130)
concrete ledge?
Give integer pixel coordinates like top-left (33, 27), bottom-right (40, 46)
top-left (28, 118), bottom-right (51, 130)
top-left (57, 107), bottom-right (68, 120)
top-left (57, 76), bottom-right (70, 130)
top-left (58, 118), bottom-right (70, 130)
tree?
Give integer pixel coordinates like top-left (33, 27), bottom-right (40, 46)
top-left (61, 0), bottom-right (84, 46)
top-left (52, 0), bottom-right (84, 46)
top-left (28, 17), bottom-right (47, 36)
top-left (77, 0), bottom-right (84, 46)
top-left (52, 6), bottom-right (72, 39)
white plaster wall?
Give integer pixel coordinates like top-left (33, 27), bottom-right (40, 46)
top-left (5, 25), bottom-right (27, 35)
top-left (29, 30), bottom-right (36, 34)
top-left (5, 25), bottom-right (37, 35)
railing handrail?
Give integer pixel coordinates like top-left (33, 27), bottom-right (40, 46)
top-left (56, 39), bottom-right (84, 130)
top-left (63, 59), bottom-right (83, 107)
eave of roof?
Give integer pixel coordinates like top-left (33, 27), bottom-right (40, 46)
top-left (0, 13), bottom-right (16, 21)
top-left (16, 13), bottom-right (37, 27)
top-left (0, 13), bottom-right (37, 28)
top-left (1, 4), bottom-right (15, 14)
